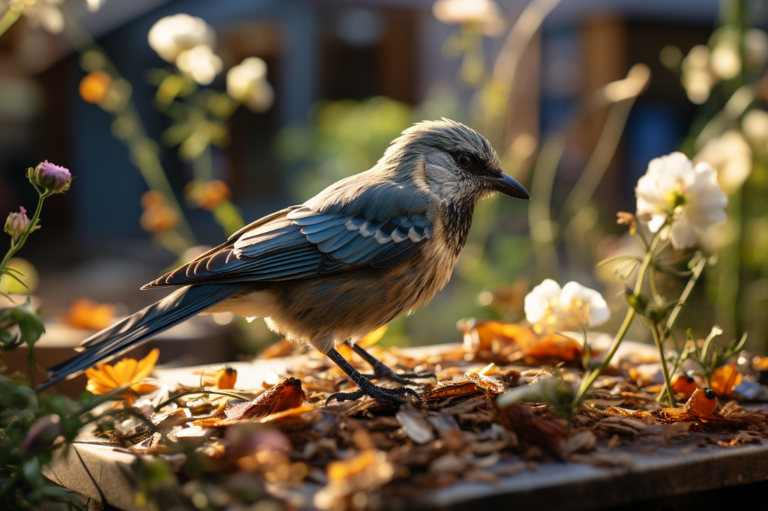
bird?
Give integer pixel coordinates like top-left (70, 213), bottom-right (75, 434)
top-left (37, 118), bottom-right (530, 405)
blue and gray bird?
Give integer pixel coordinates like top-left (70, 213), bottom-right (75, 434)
top-left (38, 119), bottom-right (530, 404)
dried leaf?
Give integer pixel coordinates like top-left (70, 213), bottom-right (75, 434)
top-left (429, 453), bottom-right (468, 474)
top-left (420, 382), bottom-right (483, 402)
top-left (465, 372), bottom-right (506, 394)
top-left (395, 410), bottom-right (435, 444)
top-left (501, 403), bottom-right (567, 459)
top-left (224, 378), bottom-right (306, 421)
top-left (563, 430), bottom-right (597, 456)
top-left (639, 422), bottom-right (693, 442)
top-left (258, 338), bottom-right (296, 359)
top-left (440, 396), bottom-right (488, 416)
top-left (515, 331), bottom-right (584, 362)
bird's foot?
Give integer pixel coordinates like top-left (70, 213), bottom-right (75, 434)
top-left (361, 365), bottom-right (436, 386)
top-left (351, 343), bottom-right (434, 386)
top-left (325, 380), bottom-right (419, 407)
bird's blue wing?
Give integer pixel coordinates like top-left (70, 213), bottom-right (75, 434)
top-left (143, 206), bottom-right (432, 288)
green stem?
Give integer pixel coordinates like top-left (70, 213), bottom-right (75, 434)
top-left (576, 231), bottom-right (662, 402)
top-left (649, 267), bottom-right (660, 305)
top-left (0, 9), bottom-right (21, 39)
top-left (154, 390), bottom-right (253, 411)
top-left (0, 191), bottom-right (50, 273)
top-left (651, 322), bottom-right (675, 407)
top-left (59, 7), bottom-right (197, 250)
top-left (664, 256), bottom-right (707, 338)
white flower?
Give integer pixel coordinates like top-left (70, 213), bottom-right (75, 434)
top-left (743, 109), bottom-right (768, 153)
top-left (694, 130), bottom-right (753, 195)
top-left (711, 29), bottom-right (741, 80)
top-left (681, 45), bottom-right (715, 105)
top-left (226, 57), bottom-right (274, 113)
top-left (5, 0), bottom-right (64, 33)
top-left (635, 152), bottom-right (728, 249)
top-left (432, 0), bottom-right (506, 37)
top-left (148, 14), bottom-right (215, 63)
top-left (524, 279), bottom-right (610, 333)
top-left (86, 0), bottom-right (104, 12)
top-left (176, 45), bottom-right (222, 85)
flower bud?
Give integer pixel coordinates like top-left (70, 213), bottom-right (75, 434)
top-left (22, 415), bottom-right (64, 455)
top-left (4, 207), bottom-right (30, 241)
top-left (29, 161), bottom-right (72, 193)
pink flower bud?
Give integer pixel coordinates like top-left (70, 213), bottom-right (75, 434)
top-left (30, 160), bottom-right (72, 193)
top-left (4, 206), bottom-right (30, 240)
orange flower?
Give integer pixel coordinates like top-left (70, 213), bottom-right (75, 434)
top-left (140, 205), bottom-right (178, 233)
top-left (753, 355), bottom-right (768, 370)
top-left (85, 349), bottom-right (160, 405)
top-left (187, 180), bottom-right (232, 211)
top-left (80, 71), bottom-right (112, 104)
top-left (710, 363), bottom-right (742, 396)
top-left (67, 298), bottom-right (115, 330)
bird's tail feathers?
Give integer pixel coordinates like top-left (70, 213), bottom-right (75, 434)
top-left (36, 283), bottom-right (244, 393)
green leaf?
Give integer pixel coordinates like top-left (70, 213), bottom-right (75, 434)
top-left (700, 325), bottom-right (723, 362)
top-left (10, 298), bottom-right (44, 349)
top-left (596, 255), bottom-right (643, 267)
top-left (686, 328), bottom-right (699, 358)
top-left (0, 329), bottom-right (21, 350)
top-left (651, 265), bottom-right (692, 278)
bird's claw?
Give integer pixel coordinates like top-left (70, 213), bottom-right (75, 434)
top-left (325, 383), bottom-right (419, 407)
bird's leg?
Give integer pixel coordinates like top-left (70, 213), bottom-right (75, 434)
top-left (351, 343), bottom-right (435, 385)
top-left (325, 348), bottom-right (419, 406)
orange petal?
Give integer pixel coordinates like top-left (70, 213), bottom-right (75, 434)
top-left (86, 380), bottom-right (114, 396)
top-left (115, 358), bottom-right (138, 385)
top-left (85, 364), bottom-right (118, 388)
top-left (130, 382), bottom-right (158, 394)
top-left (711, 363), bottom-right (742, 396)
top-left (132, 349), bottom-right (160, 383)
top-left (101, 362), bottom-right (123, 387)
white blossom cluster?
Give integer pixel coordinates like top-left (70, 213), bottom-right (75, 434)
top-left (148, 14), bottom-right (273, 112)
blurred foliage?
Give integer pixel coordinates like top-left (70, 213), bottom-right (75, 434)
top-left (275, 97), bottom-right (414, 202)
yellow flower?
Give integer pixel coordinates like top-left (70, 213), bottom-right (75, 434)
top-left (85, 349), bottom-right (160, 405)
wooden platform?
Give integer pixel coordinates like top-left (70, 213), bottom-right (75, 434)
top-left (43, 344), bottom-right (768, 510)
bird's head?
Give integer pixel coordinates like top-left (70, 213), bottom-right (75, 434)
top-left (381, 118), bottom-right (531, 205)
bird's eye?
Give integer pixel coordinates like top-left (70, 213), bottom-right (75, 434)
top-left (457, 154), bottom-right (473, 168)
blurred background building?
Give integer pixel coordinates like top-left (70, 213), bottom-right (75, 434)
top-left (2, 0), bottom-right (766, 368)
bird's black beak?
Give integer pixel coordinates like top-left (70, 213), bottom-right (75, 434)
top-left (488, 173), bottom-right (531, 200)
